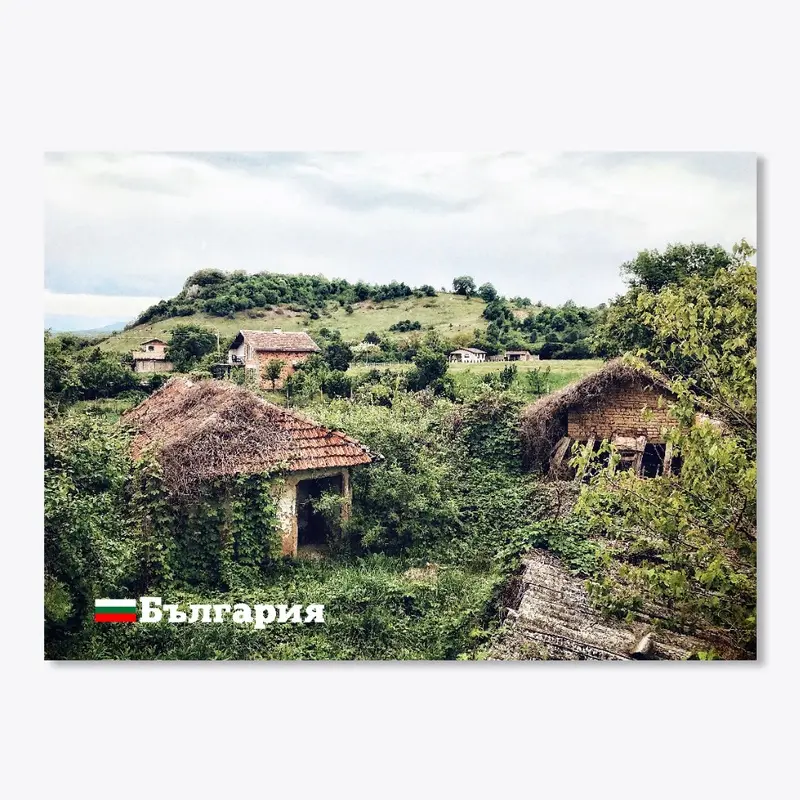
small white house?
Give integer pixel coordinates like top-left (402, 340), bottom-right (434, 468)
top-left (448, 348), bottom-right (486, 364)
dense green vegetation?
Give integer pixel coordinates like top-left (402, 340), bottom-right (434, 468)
top-left (45, 382), bottom-right (545, 660)
top-left (44, 239), bottom-right (757, 660)
top-left (541, 241), bottom-right (758, 655)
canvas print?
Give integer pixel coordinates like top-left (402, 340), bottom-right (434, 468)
top-left (44, 152), bottom-right (757, 661)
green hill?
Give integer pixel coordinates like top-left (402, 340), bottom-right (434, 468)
top-left (100, 293), bottom-right (488, 354)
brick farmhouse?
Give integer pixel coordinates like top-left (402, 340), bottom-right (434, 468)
top-left (228, 329), bottom-right (321, 388)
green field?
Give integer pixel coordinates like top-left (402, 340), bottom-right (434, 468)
top-left (99, 293), bottom-right (489, 354)
top-left (349, 359), bottom-right (603, 395)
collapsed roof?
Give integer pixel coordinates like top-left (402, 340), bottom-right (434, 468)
top-left (520, 357), bottom-right (674, 470)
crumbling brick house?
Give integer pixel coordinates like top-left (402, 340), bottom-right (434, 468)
top-left (123, 378), bottom-right (378, 556)
top-left (520, 358), bottom-right (680, 478)
top-left (227, 329), bottom-right (321, 389)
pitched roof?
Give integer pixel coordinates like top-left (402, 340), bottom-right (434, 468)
top-left (141, 338), bottom-right (167, 345)
top-left (231, 330), bottom-right (321, 353)
top-left (450, 348), bottom-right (486, 355)
top-left (122, 378), bottom-right (376, 495)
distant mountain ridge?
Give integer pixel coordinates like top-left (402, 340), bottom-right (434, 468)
top-left (45, 315), bottom-right (130, 335)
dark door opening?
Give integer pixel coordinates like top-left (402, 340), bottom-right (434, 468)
top-left (296, 475), bottom-right (343, 550)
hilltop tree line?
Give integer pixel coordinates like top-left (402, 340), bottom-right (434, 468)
top-left (132, 269), bottom-right (438, 326)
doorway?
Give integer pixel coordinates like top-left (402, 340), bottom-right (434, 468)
top-left (296, 474), bottom-right (343, 551)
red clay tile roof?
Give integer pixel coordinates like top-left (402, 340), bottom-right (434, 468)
top-left (122, 378), bottom-right (376, 493)
top-left (233, 330), bottom-right (321, 353)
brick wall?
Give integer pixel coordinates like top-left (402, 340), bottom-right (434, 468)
top-left (255, 351), bottom-right (313, 389)
top-left (567, 385), bottom-right (675, 442)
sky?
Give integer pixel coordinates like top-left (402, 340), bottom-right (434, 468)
top-left (44, 151), bottom-right (756, 330)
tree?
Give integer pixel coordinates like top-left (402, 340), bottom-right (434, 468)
top-left (263, 359), bottom-right (285, 390)
top-left (167, 324), bottom-right (218, 371)
top-left (573, 255), bottom-right (757, 655)
top-left (406, 347), bottom-right (448, 392)
top-left (478, 282), bottom-right (498, 303)
top-left (322, 370), bottom-right (352, 398)
top-left (452, 275), bottom-right (476, 297)
top-left (75, 348), bottom-right (138, 400)
top-left (621, 242), bottom-right (735, 294)
top-left (324, 341), bottom-right (353, 372)
top-left (363, 331), bottom-right (381, 345)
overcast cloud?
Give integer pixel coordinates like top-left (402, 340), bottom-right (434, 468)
top-left (44, 151), bottom-right (756, 327)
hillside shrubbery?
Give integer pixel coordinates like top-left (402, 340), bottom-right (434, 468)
top-left (45, 383), bottom-right (544, 660)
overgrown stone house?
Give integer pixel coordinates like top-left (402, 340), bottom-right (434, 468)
top-left (123, 378), bottom-right (378, 556)
top-left (227, 329), bottom-right (321, 389)
top-left (521, 358), bottom-right (680, 478)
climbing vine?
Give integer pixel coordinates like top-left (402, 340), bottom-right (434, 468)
top-left (130, 469), bottom-right (283, 592)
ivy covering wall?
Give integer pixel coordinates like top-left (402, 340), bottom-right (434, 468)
top-left (132, 452), bottom-right (283, 592)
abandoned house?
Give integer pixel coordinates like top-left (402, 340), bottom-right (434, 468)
top-left (521, 358), bottom-right (680, 479)
top-left (131, 338), bottom-right (175, 374)
top-left (448, 347), bottom-right (486, 363)
top-left (122, 378), bottom-right (378, 556)
top-left (228, 329), bottom-right (321, 388)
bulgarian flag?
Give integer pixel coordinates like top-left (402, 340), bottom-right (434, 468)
top-left (95, 598), bottom-right (137, 623)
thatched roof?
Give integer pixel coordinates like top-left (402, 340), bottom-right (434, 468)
top-left (520, 358), bottom-right (674, 470)
top-left (231, 330), bottom-right (321, 354)
top-left (490, 549), bottom-right (746, 660)
top-left (122, 378), bottom-right (376, 495)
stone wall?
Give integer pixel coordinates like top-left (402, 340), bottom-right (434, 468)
top-left (567, 385), bottom-right (675, 442)
top-left (133, 359), bottom-right (174, 373)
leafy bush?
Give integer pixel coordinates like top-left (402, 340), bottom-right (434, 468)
top-left (388, 319), bottom-right (422, 333)
top-left (166, 324), bottom-right (218, 372)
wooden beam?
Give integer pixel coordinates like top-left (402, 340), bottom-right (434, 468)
top-left (662, 441), bottom-right (673, 476)
top-left (550, 436), bottom-right (572, 474)
top-left (633, 436), bottom-right (647, 476)
top-left (575, 436), bottom-right (596, 482)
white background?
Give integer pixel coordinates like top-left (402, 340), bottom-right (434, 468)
top-left (1, 1), bottom-right (796, 797)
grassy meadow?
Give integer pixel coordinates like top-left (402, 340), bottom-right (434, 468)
top-left (349, 358), bottom-right (603, 396)
top-left (99, 293), bottom-right (489, 354)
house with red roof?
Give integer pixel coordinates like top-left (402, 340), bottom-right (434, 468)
top-left (228, 329), bottom-right (321, 388)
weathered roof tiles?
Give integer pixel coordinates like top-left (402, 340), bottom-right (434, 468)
top-left (121, 378), bottom-right (377, 494)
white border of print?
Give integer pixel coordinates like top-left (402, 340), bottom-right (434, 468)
top-left (2, 0), bottom-right (797, 797)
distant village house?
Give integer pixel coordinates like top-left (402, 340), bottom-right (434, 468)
top-left (521, 359), bottom-right (680, 479)
top-left (228, 329), bottom-right (321, 388)
top-left (448, 347), bottom-right (486, 363)
top-left (488, 350), bottom-right (539, 362)
top-left (132, 338), bottom-right (174, 373)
